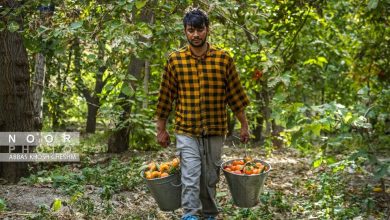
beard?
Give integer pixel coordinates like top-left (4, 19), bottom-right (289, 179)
top-left (187, 35), bottom-right (207, 48)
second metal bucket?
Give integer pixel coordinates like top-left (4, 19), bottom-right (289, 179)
top-left (141, 171), bottom-right (182, 211)
top-left (221, 159), bottom-right (271, 208)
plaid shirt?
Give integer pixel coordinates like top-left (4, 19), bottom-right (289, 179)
top-left (156, 44), bottom-right (249, 136)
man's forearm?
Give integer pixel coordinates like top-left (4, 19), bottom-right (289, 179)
top-left (235, 110), bottom-right (249, 129)
top-left (156, 118), bottom-right (167, 131)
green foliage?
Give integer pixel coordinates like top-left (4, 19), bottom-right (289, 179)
top-left (0, 198), bottom-right (6, 212)
top-left (23, 157), bottom-right (143, 195)
top-left (69, 192), bottom-right (95, 217)
top-left (22, 156), bottom-right (144, 217)
top-left (76, 132), bottom-right (111, 153)
top-left (27, 205), bottom-right (56, 220)
top-left (349, 150), bottom-right (390, 180)
top-left (127, 109), bottom-right (161, 151)
top-left (303, 158), bottom-right (383, 219)
top-left (51, 198), bottom-right (62, 212)
top-left (260, 190), bottom-right (291, 213)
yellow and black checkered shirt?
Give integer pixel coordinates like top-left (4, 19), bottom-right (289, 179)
top-left (156, 44), bottom-right (249, 136)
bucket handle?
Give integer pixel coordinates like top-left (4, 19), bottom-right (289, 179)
top-left (170, 181), bottom-right (182, 187)
top-left (170, 170), bottom-right (182, 187)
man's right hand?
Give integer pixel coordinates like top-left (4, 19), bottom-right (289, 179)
top-left (156, 118), bottom-right (170, 147)
top-left (157, 129), bottom-right (170, 147)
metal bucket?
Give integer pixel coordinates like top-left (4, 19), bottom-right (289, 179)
top-left (141, 171), bottom-right (182, 211)
top-left (221, 159), bottom-right (271, 208)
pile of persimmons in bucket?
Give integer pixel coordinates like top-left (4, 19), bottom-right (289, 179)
top-left (141, 155), bottom-right (271, 210)
top-left (141, 158), bottom-right (182, 211)
top-left (222, 156), bottom-right (270, 175)
top-left (143, 157), bottom-right (180, 179)
top-left (221, 156), bottom-right (271, 207)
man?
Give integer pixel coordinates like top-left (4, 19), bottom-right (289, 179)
top-left (156, 7), bottom-right (250, 220)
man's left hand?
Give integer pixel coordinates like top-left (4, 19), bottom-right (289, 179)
top-left (240, 126), bottom-right (250, 143)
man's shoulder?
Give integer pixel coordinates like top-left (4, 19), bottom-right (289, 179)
top-left (210, 45), bottom-right (225, 53)
top-left (210, 45), bottom-right (233, 59)
top-left (167, 46), bottom-right (188, 59)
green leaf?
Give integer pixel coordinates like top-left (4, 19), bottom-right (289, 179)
top-left (326, 156), bottom-right (337, 164)
top-left (303, 57), bottom-right (328, 68)
top-left (121, 84), bottom-right (134, 96)
top-left (0, 198), bottom-right (6, 211)
top-left (303, 58), bottom-right (317, 65)
top-left (332, 164), bottom-right (345, 173)
top-left (343, 112), bottom-right (353, 123)
top-left (118, 0), bottom-right (127, 6)
top-left (70, 192), bottom-right (83, 204)
top-left (126, 3), bottom-right (134, 11)
top-left (216, 191), bottom-right (228, 198)
top-left (311, 123), bottom-right (322, 136)
top-left (7, 21), bottom-right (19, 32)
top-left (52, 198), bottom-right (62, 212)
top-left (70, 21), bottom-right (83, 30)
top-left (368, 0), bottom-right (379, 10)
top-left (250, 44), bottom-right (259, 52)
top-left (127, 74), bottom-right (138, 81)
top-left (138, 164), bottom-right (149, 173)
top-left (52, 29), bottom-right (62, 37)
top-left (135, 0), bottom-right (148, 9)
top-left (313, 157), bottom-right (323, 168)
top-left (0, 21), bottom-right (6, 31)
top-left (317, 56), bottom-right (328, 64)
top-left (374, 163), bottom-right (389, 179)
top-left (86, 54), bottom-right (97, 60)
top-left (169, 166), bottom-right (177, 175)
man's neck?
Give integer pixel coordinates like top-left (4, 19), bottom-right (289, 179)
top-left (189, 43), bottom-right (208, 57)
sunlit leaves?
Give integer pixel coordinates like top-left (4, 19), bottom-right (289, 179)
top-left (7, 21), bottom-right (19, 32)
top-left (303, 56), bottom-right (328, 68)
top-left (135, 0), bottom-right (148, 9)
top-left (313, 157), bottom-right (323, 168)
top-left (51, 198), bottom-right (62, 211)
top-left (121, 84), bottom-right (134, 97)
top-left (70, 21), bottom-right (83, 30)
top-left (367, 0), bottom-right (379, 10)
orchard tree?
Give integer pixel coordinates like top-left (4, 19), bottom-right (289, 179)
top-left (0, 0), bottom-right (39, 183)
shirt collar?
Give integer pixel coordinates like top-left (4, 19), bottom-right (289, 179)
top-left (185, 43), bottom-right (216, 58)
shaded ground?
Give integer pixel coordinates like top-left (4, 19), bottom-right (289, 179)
top-left (0, 145), bottom-right (389, 219)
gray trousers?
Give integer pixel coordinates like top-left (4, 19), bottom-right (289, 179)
top-left (175, 134), bottom-right (224, 218)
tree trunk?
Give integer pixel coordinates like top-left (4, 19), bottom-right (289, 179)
top-left (108, 56), bottom-right (144, 153)
top-left (107, 2), bottom-right (155, 153)
top-left (31, 4), bottom-right (52, 130)
top-left (52, 66), bottom-right (65, 131)
top-left (0, 20), bottom-right (36, 183)
top-left (50, 51), bottom-right (70, 131)
top-left (253, 115), bottom-right (264, 143)
top-left (32, 53), bottom-right (46, 130)
top-left (271, 119), bottom-right (284, 148)
top-left (74, 38), bottom-right (107, 133)
top-left (142, 12), bottom-right (154, 109)
top-left (86, 97), bottom-right (100, 133)
top-left (253, 91), bottom-right (264, 143)
top-left (260, 77), bottom-right (272, 137)
top-left (142, 60), bottom-right (150, 109)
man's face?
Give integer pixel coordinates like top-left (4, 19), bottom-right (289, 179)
top-left (185, 24), bottom-right (208, 48)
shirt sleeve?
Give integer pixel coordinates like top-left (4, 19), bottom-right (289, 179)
top-left (156, 57), bottom-right (178, 119)
top-left (226, 56), bottom-right (250, 114)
